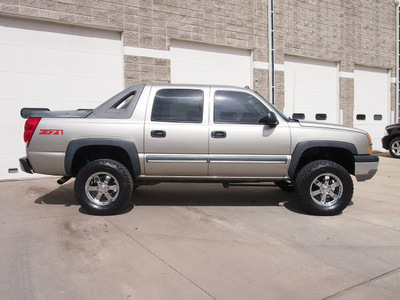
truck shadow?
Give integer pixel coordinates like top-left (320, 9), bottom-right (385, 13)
top-left (133, 183), bottom-right (303, 213)
top-left (34, 182), bottom-right (78, 207)
top-left (34, 182), bottom-right (304, 215)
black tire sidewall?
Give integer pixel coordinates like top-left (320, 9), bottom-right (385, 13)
top-left (389, 137), bottom-right (400, 158)
top-left (295, 160), bottom-right (353, 216)
top-left (74, 159), bottom-right (133, 215)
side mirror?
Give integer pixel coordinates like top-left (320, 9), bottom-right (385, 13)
top-left (259, 111), bottom-right (279, 127)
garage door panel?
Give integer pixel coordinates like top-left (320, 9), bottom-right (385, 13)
top-left (171, 41), bottom-right (250, 65)
top-left (0, 101), bottom-right (30, 126)
top-left (0, 73), bottom-right (120, 106)
top-left (295, 75), bottom-right (336, 94)
top-left (284, 56), bottom-right (338, 123)
top-left (0, 17), bottom-right (123, 179)
top-left (1, 18), bottom-right (120, 54)
top-left (294, 92), bottom-right (336, 109)
top-left (1, 126), bottom-right (25, 154)
top-left (356, 81), bottom-right (387, 96)
top-left (172, 52), bottom-right (250, 67)
top-left (354, 65), bottom-right (389, 151)
top-left (172, 62), bottom-right (250, 86)
top-left (171, 40), bottom-right (251, 87)
top-left (1, 45), bottom-right (121, 79)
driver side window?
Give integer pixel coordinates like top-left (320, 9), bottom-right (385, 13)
top-left (214, 90), bottom-right (270, 124)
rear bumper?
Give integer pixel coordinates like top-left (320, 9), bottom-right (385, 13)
top-left (354, 155), bottom-right (379, 181)
top-left (19, 157), bottom-right (35, 174)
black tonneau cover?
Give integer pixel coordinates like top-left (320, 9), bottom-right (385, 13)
top-left (20, 108), bottom-right (92, 119)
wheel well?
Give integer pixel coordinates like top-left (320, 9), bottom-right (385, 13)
top-left (293, 147), bottom-right (355, 178)
top-left (390, 134), bottom-right (400, 144)
top-left (71, 145), bottom-right (134, 177)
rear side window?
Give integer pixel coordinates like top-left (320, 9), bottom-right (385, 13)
top-left (151, 89), bottom-right (204, 123)
top-left (214, 90), bottom-right (270, 124)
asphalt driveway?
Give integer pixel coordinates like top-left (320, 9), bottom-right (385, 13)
top-left (1, 153), bottom-right (399, 299)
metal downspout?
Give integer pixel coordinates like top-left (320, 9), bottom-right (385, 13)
top-left (268, 0), bottom-right (275, 104)
top-left (396, 0), bottom-right (399, 122)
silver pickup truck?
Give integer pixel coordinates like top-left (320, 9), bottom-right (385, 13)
top-left (20, 84), bottom-right (379, 216)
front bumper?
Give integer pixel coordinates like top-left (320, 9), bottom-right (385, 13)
top-left (354, 155), bottom-right (379, 181)
top-left (19, 157), bottom-right (35, 174)
top-left (381, 135), bottom-right (390, 150)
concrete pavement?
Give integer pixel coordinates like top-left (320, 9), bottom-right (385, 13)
top-left (0, 153), bottom-right (399, 299)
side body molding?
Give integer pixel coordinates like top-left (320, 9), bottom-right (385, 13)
top-left (65, 138), bottom-right (141, 177)
top-left (288, 140), bottom-right (358, 178)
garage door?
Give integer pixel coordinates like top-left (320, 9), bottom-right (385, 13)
top-left (0, 17), bottom-right (123, 179)
top-left (354, 65), bottom-right (389, 151)
top-left (170, 40), bottom-right (252, 87)
top-left (284, 56), bottom-right (339, 123)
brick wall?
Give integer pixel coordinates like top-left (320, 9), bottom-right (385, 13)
top-left (339, 78), bottom-right (354, 126)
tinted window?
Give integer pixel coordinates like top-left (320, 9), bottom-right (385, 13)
top-left (356, 114), bottom-right (366, 121)
top-left (374, 114), bottom-right (383, 121)
top-left (214, 91), bottom-right (270, 124)
top-left (315, 113), bottom-right (327, 121)
top-left (151, 89), bottom-right (203, 123)
top-left (292, 113), bottom-right (305, 120)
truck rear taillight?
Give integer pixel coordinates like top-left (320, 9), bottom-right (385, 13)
top-left (24, 117), bottom-right (41, 147)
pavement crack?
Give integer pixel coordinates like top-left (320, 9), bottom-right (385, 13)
top-left (0, 213), bottom-right (80, 225)
top-left (322, 266), bottom-right (400, 299)
top-left (104, 216), bottom-right (217, 300)
top-left (344, 216), bottom-right (400, 233)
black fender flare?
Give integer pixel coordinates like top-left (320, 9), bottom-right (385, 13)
top-left (65, 138), bottom-right (141, 177)
top-left (288, 140), bottom-right (358, 178)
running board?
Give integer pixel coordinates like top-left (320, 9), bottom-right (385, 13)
top-left (222, 183), bottom-right (276, 188)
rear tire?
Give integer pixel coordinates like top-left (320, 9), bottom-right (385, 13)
top-left (389, 137), bottom-right (400, 159)
top-left (74, 159), bottom-right (133, 215)
top-left (294, 160), bottom-right (353, 216)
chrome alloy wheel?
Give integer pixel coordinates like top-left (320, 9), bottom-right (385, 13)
top-left (309, 173), bottom-right (343, 207)
top-left (391, 140), bottom-right (400, 156)
top-left (85, 172), bottom-right (120, 206)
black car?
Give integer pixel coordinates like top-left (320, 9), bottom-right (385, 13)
top-left (382, 123), bottom-right (400, 158)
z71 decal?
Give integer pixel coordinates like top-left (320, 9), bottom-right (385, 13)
top-left (39, 129), bottom-right (64, 135)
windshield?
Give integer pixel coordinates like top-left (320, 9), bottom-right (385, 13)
top-left (254, 91), bottom-right (290, 122)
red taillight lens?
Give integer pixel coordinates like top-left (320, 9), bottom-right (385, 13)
top-left (24, 117), bottom-right (41, 147)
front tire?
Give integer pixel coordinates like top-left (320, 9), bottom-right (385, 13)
top-left (74, 159), bottom-right (133, 215)
top-left (389, 137), bottom-right (400, 159)
top-left (294, 160), bottom-right (353, 216)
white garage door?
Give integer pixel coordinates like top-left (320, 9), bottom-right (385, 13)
top-left (284, 56), bottom-right (339, 123)
top-left (354, 65), bottom-right (389, 151)
top-left (0, 17), bottom-right (123, 179)
top-left (170, 40), bottom-right (252, 87)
